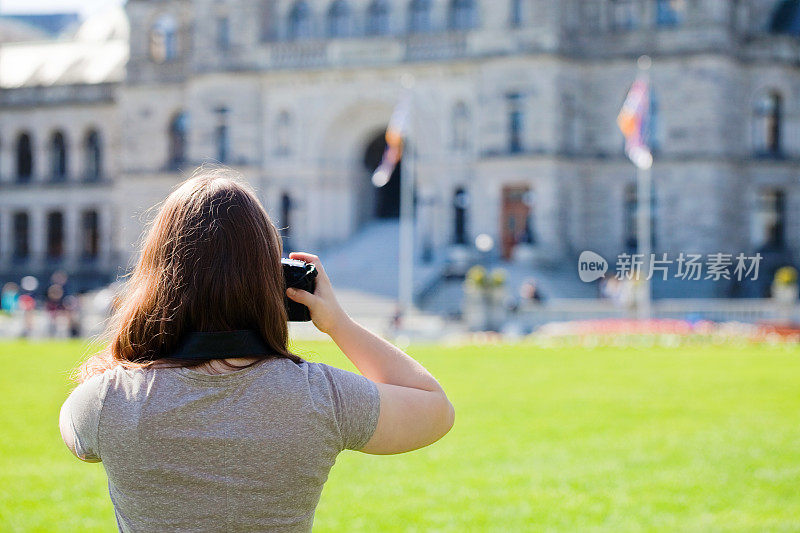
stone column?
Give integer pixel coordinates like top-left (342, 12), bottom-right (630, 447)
top-left (0, 141), bottom-right (10, 183)
top-left (68, 131), bottom-right (82, 183)
top-left (29, 207), bottom-right (46, 272)
top-left (642, 0), bottom-right (655, 29)
top-left (64, 207), bottom-right (79, 271)
top-left (0, 210), bottom-right (10, 270)
top-left (34, 135), bottom-right (47, 184)
top-left (100, 205), bottom-right (114, 271)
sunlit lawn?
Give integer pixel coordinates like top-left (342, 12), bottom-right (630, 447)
top-left (1, 339), bottom-right (799, 531)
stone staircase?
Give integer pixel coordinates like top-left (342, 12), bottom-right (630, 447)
top-left (317, 219), bottom-right (445, 301)
top-left (307, 219), bottom-right (446, 333)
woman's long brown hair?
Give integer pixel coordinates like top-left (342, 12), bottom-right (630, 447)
top-left (78, 167), bottom-right (301, 381)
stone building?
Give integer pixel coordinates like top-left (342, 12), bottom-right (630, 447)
top-left (0, 8), bottom-right (127, 289)
top-left (1, 0), bottom-right (799, 297)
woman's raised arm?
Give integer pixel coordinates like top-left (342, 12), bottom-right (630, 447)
top-left (286, 252), bottom-right (455, 454)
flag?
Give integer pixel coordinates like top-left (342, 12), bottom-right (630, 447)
top-left (372, 95), bottom-right (411, 187)
top-left (617, 76), bottom-right (653, 169)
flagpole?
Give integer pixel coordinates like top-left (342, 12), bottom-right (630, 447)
top-left (398, 76), bottom-right (416, 315)
top-left (398, 137), bottom-right (415, 314)
top-left (637, 160), bottom-right (652, 319)
top-left (636, 55), bottom-right (652, 320)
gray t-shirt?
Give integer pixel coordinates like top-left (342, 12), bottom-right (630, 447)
top-left (61, 358), bottom-right (380, 532)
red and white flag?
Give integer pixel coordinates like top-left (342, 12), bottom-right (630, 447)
top-left (372, 95), bottom-right (411, 187)
top-left (617, 76), bottom-right (653, 169)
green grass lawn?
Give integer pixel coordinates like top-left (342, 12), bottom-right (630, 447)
top-left (1, 340), bottom-right (799, 532)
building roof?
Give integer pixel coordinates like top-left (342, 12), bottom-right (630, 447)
top-left (0, 18), bottom-right (51, 43)
top-left (0, 7), bottom-right (129, 89)
top-left (0, 13), bottom-right (81, 39)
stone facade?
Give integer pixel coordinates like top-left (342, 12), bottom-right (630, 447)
top-left (1, 0), bottom-right (799, 296)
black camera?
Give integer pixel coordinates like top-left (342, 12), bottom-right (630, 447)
top-left (282, 258), bottom-right (317, 322)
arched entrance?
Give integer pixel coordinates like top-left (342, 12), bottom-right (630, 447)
top-left (363, 132), bottom-right (401, 219)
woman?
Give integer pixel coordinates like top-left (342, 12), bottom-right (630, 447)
top-left (59, 169), bottom-right (455, 532)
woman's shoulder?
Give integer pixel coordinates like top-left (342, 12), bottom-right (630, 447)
top-left (290, 358), bottom-right (344, 380)
top-left (73, 365), bottom-right (123, 395)
top-left (85, 364), bottom-right (156, 401)
top-left (268, 358), bottom-right (345, 392)
top-left (291, 360), bottom-right (375, 398)
top-left (62, 368), bottom-right (118, 425)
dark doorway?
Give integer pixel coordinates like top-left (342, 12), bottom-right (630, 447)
top-left (50, 131), bottom-right (67, 181)
top-left (47, 211), bottom-right (64, 260)
top-left (82, 210), bottom-right (100, 259)
top-left (281, 193), bottom-right (293, 251)
top-left (453, 187), bottom-right (468, 244)
top-left (85, 130), bottom-right (102, 181)
top-left (500, 185), bottom-right (531, 260)
top-left (363, 133), bottom-right (401, 219)
top-left (757, 188), bottom-right (786, 248)
top-left (13, 212), bottom-right (29, 261)
top-left (16, 132), bottom-right (33, 182)
top-left (169, 112), bottom-right (187, 170)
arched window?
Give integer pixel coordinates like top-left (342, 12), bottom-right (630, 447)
top-left (409, 0), bottom-right (432, 34)
top-left (610, 0), bottom-right (638, 31)
top-left (328, 0), bottom-right (353, 38)
top-left (150, 14), bottom-right (178, 63)
top-left (770, 0), bottom-right (800, 35)
top-left (260, 1), bottom-right (277, 41)
top-left (753, 90), bottom-right (782, 156)
top-left (169, 112), bottom-right (188, 169)
top-left (367, 0), bottom-right (391, 35)
top-left (214, 107), bottom-right (229, 163)
top-left (510, 0), bottom-right (524, 27)
top-left (46, 211), bottom-right (64, 260)
top-left (217, 15), bottom-right (230, 51)
top-left (562, 94), bottom-right (581, 153)
top-left (507, 93), bottom-right (524, 153)
top-left (84, 129), bottom-right (102, 181)
top-left (755, 189), bottom-right (786, 248)
top-left (288, 1), bottom-right (312, 41)
top-left (15, 132), bottom-right (33, 182)
top-left (453, 187), bottom-right (469, 244)
top-left (452, 102), bottom-right (471, 151)
top-left (12, 212), bottom-right (29, 260)
top-left (81, 210), bottom-right (100, 259)
top-left (49, 131), bottom-right (68, 181)
top-left (449, 0), bottom-right (477, 31)
top-left (656, 0), bottom-right (682, 27)
top-left (276, 111), bottom-right (292, 156)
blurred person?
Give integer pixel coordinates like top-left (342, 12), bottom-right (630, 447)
top-left (519, 277), bottom-right (544, 304)
top-left (1, 282), bottom-right (20, 314)
top-left (59, 169), bottom-right (454, 532)
top-left (599, 273), bottom-right (620, 300)
top-left (18, 292), bottom-right (36, 338)
top-left (390, 304), bottom-right (403, 335)
top-left (45, 284), bottom-right (65, 337)
top-left (63, 294), bottom-right (83, 338)
top-left (600, 274), bottom-right (636, 309)
top-left (51, 270), bottom-right (69, 287)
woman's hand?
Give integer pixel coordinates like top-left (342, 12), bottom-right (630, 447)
top-left (285, 252), bottom-right (351, 335)
top-left (288, 253), bottom-right (454, 455)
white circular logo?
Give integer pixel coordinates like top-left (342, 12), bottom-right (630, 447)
top-left (578, 251), bottom-right (608, 282)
